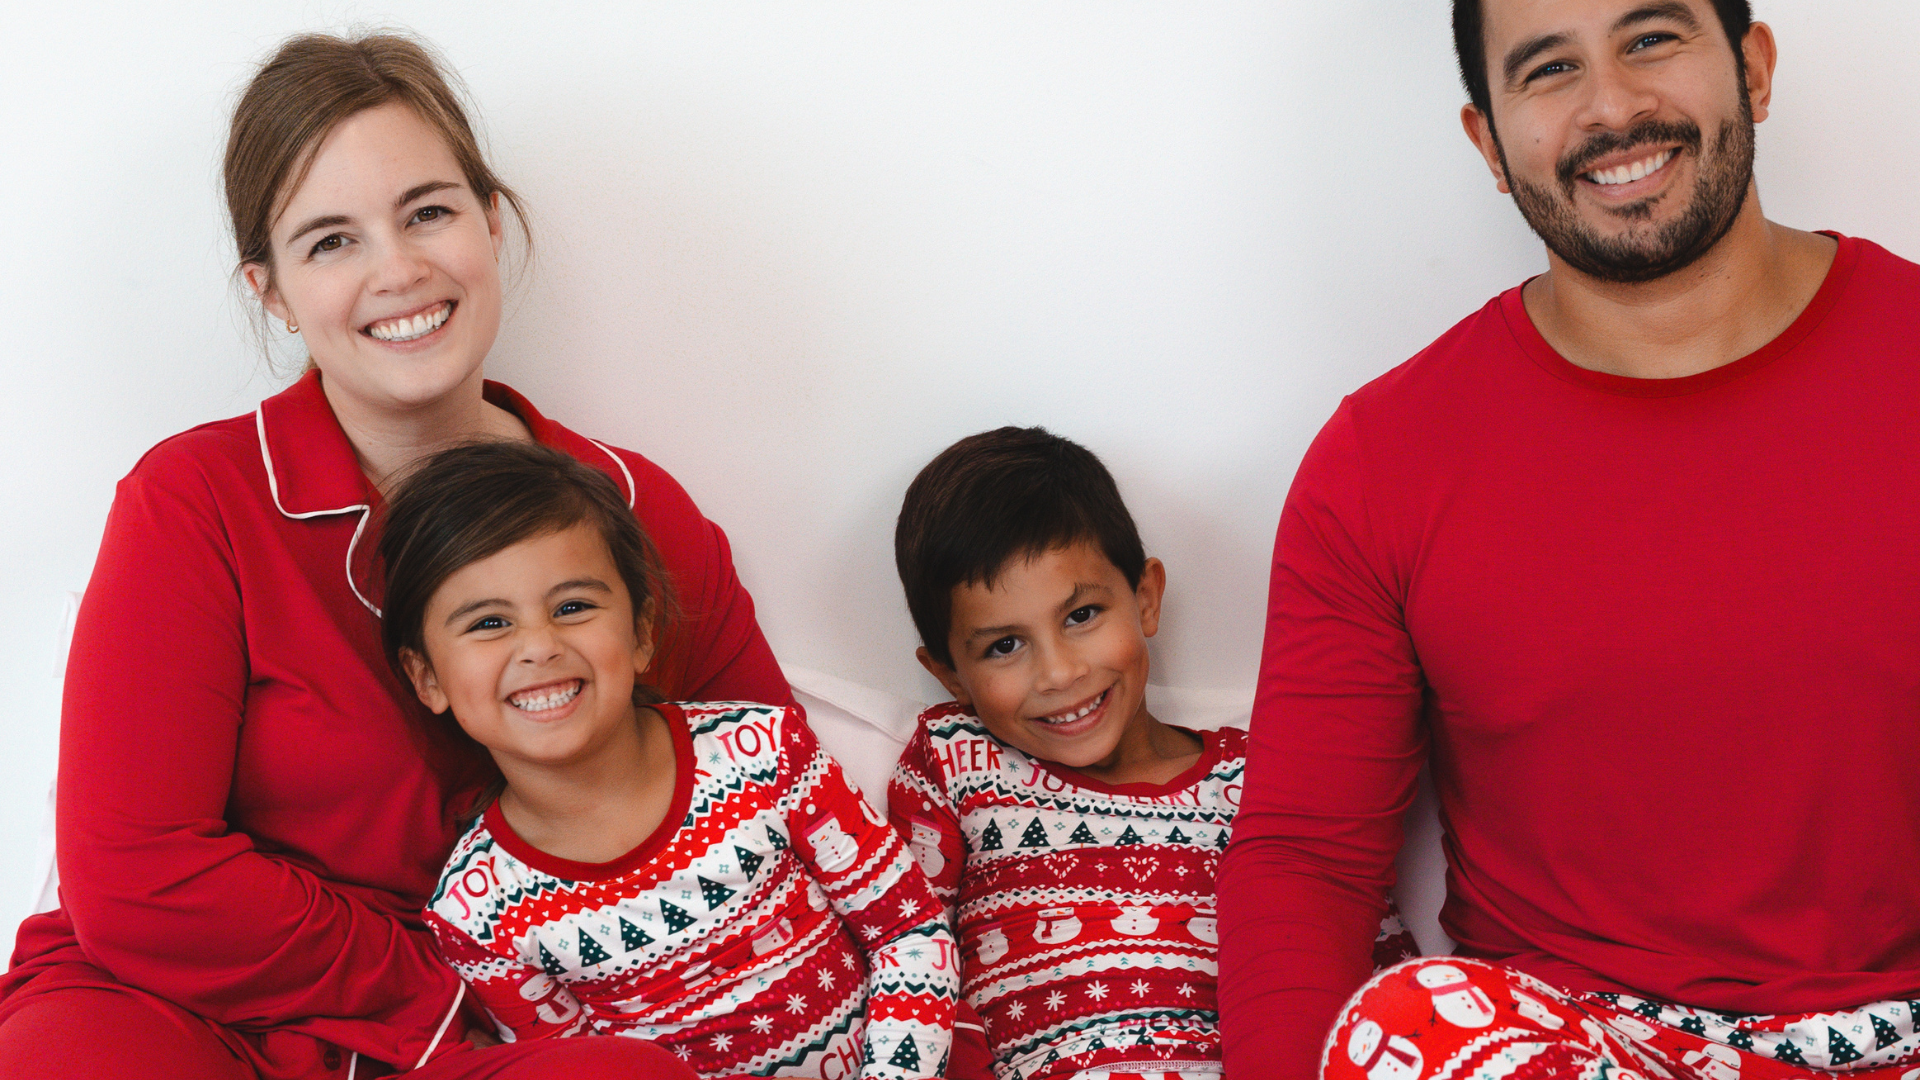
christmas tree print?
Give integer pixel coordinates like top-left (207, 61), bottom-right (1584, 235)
top-left (539, 942), bottom-right (566, 978)
top-left (1069, 822), bottom-right (1098, 845)
top-left (1215, 829), bottom-right (1228, 848)
top-left (979, 820), bottom-right (1004, 851)
top-left (620, 917), bottom-right (653, 952)
top-left (1117, 826), bottom-right (1144, 846)
top-left (1874, 1014), bottom-right (1902, 1050)
top-left (699, 876), bottom-right (737, 910)
top-left (1166, 827), bottom-right (1189, 844)
top-left (1019, 817), bottom-right (1050, 848)
top-left (736, 846), bottom-right (764, 880)
top-left (661, 900), bottom-right (697, 935)
top-left (767, 824), bottom-right (789, 850)
top-left (1086, 1035), bottom-right (1106, 1051)
top-left (578, 929), bottom-right (612, 966)
top-left (1726, 1029), bottom-right (1755, 1051)
top-left (1775, 1040), bottom-right (1807, 1065)
top-left (889, 1034), bottom-right (921, 1072)
top-left (1829, 1028), bottom-right (1864, 1066)
top-left (1678, 1016), bottom-right (1706, 1036)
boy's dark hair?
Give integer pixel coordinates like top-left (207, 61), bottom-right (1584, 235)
top-left (895, 426), bottom-right (1146, 668)
top-left (378, 440), bottom-right (679, 695)
top-left (1452, 0), bottom-right (1752, 119)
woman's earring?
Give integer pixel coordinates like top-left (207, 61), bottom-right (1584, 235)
top-left (285, 318), bottom-right (299, 334)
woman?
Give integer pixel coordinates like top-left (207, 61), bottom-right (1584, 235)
top-left (0, 31), bottom-right (790, 1079)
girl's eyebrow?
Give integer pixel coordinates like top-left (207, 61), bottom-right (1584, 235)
top-left (546, 578), bottom-right (613, 597)
top-left (444, 597), bottom-right (508, 625)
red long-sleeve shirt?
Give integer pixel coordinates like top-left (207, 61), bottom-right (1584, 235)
top-left (1218, 235), bottom-right (1920, 1080)
top-left (2, 372), bottom-right (792, 1078)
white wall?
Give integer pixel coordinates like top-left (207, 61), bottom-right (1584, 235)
top-left (3, 0), bottom-right (1916, 942)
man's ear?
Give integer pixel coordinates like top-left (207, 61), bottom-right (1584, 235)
top-left (401, 647), bottom-right (451, 714)
top-left (1741, 21), bottom-right (1778, 123)
top-left (241, 261), bottom-right (291, 325)
top-left (916, 646), bottom-right (972, 711)
top-left (1461, 104), bottom-right (1512, 194)
top-left (1135, 557), bottom-right (1167, 639)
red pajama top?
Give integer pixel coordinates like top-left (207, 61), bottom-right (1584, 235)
top-left (1217, 235), bottom-right (1920, 1080)
top-left (2, 371), bottom-right (793, 1078)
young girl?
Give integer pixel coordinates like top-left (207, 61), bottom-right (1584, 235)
top-left (379, 441), bottom-right (957, 1079)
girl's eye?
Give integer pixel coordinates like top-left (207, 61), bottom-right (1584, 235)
top-left (310, 234), bottom-right (345, 256)
top-left (554, 599), bottom-right (596, 617)
top-left (984, 636), bottom-right (1021, 659)
top-left (465, 615), bottom-right (507, 633)
top-left (1065, 605), bottom-right (1100, 627)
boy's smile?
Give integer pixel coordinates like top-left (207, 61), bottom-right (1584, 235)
top-left (921, 541), bottom-right (1184, 783)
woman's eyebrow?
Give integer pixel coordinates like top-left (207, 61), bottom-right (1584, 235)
top-left (282, 181), bottom-right (461, 245)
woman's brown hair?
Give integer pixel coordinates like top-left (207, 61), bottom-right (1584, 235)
top-left (224, 31), bottom-right (531, 296)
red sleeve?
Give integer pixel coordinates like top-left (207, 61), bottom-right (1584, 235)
top-left (1217, 402), bottom-right (1426, 1080)
top-left (886, 721), bottom-right (964, 918)
top-left (57, 466), bottom-right (464, 1065)
top-left (620, 447), bottom-right (793, 710)
top-left (426, 912), bottom-right (587, 1042)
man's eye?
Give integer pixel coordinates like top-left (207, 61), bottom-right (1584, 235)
top-left (1629, 33), bottom-right (1675, 52)
top-left (1528, 60), bottom-right (1573, 82)
top-left (310, 234), bottom-right (344, 255)
top-left (1065, 605), bottom-right (1100, 627)
top-left (984, 637), bottom-right (1020, 659)
top-left (465, 615), bottom-right (507, 632)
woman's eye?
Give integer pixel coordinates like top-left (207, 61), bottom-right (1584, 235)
top-left (465, 615), bottom-right (507, 633)
top-left (310, 234), bottom-right (344, 255)
top-left (1065, 605), bottom-right (1100, 627)
top-left (984, 636), bottom-right (1021, 659)
top-left (412, 205), bottom-right (450, 224)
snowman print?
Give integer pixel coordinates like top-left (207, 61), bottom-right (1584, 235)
top-left (803, 808), bottom-right (860, 874)
top-left (1111, 906), bottom-right (1159, 936)
top-left (908, 816), bottom-right (946, 878)
top-left (1185, 915), bottom-right (1218, 944)
top-left (1347, 1020), bottom-right (1423, 1080)
top-left (751, 917), bottom-right (795, 956)
top-left (1033, 907), bottom-right (1083, 945)
top-left (976, 926), bottom-right (1011, 966)
top-left (1414, 964), bottom-right (1496, 1029)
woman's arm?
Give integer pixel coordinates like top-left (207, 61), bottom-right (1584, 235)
top-left (781, 715), bottom-right (958, 1080)
top-left (56, 461), bottom-right (466, 1068)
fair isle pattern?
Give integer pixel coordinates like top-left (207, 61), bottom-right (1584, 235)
top-left (426, 703), bottom-right (958, 1080)
top-left (888, 704), bottom-right (1416, 1080)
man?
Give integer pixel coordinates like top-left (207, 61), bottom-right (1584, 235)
top-left (1217, 3), bottom-right (1920, 1079)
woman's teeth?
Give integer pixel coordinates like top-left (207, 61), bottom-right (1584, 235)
top-left (510, 681), bottom-right (580, 712)
top-left (1040, 689), bottom-right (1108, 725)
top-left (367, 302), bottom-right (452, 342)
top-left (1585, 148), bottom-right (1675, 187)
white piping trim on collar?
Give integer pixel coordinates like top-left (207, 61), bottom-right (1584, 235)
top-left (416, 982), bottom-right (466, 1069)
top-left (587, 438), bottom-right (636, 509)
top-left (255, 408), bottom-right (382, 618)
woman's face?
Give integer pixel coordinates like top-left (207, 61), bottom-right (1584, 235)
top-left (245, 103), bottom-right (504, 420)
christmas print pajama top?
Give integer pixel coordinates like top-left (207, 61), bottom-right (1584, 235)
top-left (887, 704), bottom-right (1416, 1080)
top-left (426, 703), bottom-right (958, 1080)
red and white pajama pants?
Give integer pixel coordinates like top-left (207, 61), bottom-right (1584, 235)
top-left (1326, 957), bottom-right (1920, 1080)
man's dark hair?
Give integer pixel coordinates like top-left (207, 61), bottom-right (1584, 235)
top-left (1452, 0), bottom-right (1753, 119)
top-left (895, 426), bottom-right (1147, 668)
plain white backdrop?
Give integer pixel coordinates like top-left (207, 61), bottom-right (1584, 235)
top-left (2, 1), bottom-right (1916, 943)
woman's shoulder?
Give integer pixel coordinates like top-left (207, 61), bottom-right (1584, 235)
top-left (119, 410), bottom-right (266, 501)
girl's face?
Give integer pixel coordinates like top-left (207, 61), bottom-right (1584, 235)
top-left (244, 102), bottom-right (504, 422)
top-left (403, 523), bottom-right (654, 774)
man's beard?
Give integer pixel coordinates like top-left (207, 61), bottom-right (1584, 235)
top-left (1497, 95), bottom-right (1756, 284)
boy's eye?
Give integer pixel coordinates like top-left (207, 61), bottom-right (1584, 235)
top-left (465, 614), bottom-right (507, 633)
top-left (1065, 605), bottom-right (1100, 628)
top-left (983, 636), bottom-right (1021, 659)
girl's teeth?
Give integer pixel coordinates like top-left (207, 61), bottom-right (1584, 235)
top-left (511, 682), bottom-right (580, 712)
top-left (368, 302), bottom-right (451, 341)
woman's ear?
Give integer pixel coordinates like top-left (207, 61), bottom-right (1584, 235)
top-left (241, 261), bottom-right (290, 324)
top-left (916, 646), bottom-right (972, 711)
top-left (400, 647), bottom-right (450, 714)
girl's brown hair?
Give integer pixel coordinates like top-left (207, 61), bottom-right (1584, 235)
top-left (224, 30), bottom-right (531, 296)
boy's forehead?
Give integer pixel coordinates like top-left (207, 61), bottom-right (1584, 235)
top-left (948, 542), bottom-right (1125, 627)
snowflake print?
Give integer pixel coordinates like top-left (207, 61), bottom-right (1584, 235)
top-left (818, 969), bottom-right (836, 990)
top-left (1046, 990), bottom-right (1067, 1010)
top-left (673, 1046), bottom-right (692, 1060)
top-left (842, 953), bottom-right (858, 969)
top-left (898, 897), bottom-right (922, 919)
top-left (1086, 981), bottom-right (1110, 1001)
top-left (712, 1034), bottom-right (733, 1051)
top-left (1132, 980), bottom-right (1152, 997)
top-left (1008, 1001), bottom-right (1026, 1019)
top-left (787, 994), bottom-right (810, 1015)
top-left (751, 1016), bottom-right (775, 1034)
top-left (1178, 983), bottom-right (1196, 998)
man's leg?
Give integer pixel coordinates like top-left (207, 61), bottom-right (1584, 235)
top-left (0, 984), bottom-right (256, 1079)
top-left (410, 1037), bottom-right (701, 1080)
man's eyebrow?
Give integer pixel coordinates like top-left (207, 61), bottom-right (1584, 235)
top-left (1503, 31), bottom-right (1572, 88)
top-left (282, 181), bottom-right (461, 246)
top-left (1613, 1), bottom-right (1701, 36)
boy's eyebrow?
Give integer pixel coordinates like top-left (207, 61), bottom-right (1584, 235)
top-left (962, 582), bottom-right (1116, 642)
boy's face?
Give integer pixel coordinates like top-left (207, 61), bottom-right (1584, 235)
top-left (920, 542), bottom-right (1164, 772)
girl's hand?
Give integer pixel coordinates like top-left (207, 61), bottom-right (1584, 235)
top-left (465, 1026), bottom-right (502, 1049)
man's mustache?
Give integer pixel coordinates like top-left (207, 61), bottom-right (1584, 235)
top-left (1556, 119), bottom-right (1704, 189)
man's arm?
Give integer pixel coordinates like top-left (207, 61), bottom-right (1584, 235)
top-left (1217, 401), bottom-right (1428, 1080)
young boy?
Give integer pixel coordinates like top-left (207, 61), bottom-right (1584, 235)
top-left (887, 427), bottom-right (1415, 1080)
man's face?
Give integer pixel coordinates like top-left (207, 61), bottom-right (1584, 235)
top-left (1467, 0), bottom-right (1762, 283)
